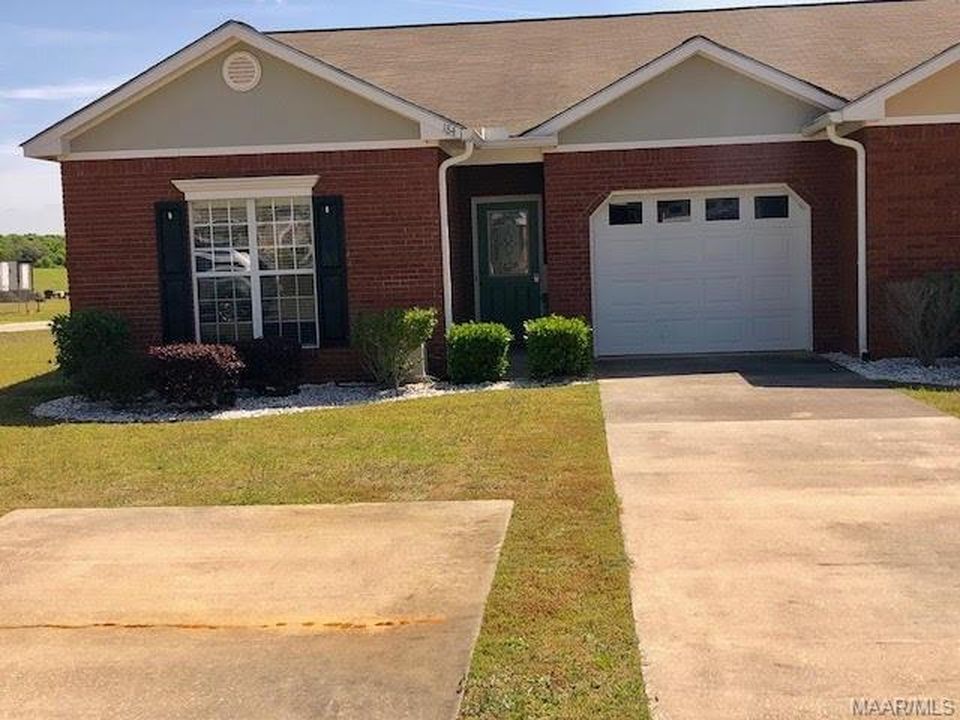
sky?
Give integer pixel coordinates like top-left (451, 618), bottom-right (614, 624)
top-left (0, 0), bottom-right (862, 234)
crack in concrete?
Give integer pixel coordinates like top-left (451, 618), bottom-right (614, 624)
top-left (0, 617), bottom-right (445, 632)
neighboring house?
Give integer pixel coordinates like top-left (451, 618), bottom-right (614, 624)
top-left (21, 0), bottom-right (960, 378)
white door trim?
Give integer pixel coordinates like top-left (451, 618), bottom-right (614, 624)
top-left (471, 194), bottom-right (544, 322)
top-left (589, 183), bottom-right (813, 357)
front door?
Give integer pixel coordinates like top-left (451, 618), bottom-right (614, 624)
top-left (475, 198), bottom-right (542, 337)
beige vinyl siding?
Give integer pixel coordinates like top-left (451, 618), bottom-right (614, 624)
top-left (558, 55), bottom-right (822, 145)
top-left (886, 61), bottom-right (960, 117)
top-left (70, 44), bottom-right (420, 152)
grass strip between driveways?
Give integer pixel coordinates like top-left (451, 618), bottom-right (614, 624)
top-left (903, 386), bottom-right (960, 418)
top-left (0, 330), bottom-right (649, 720)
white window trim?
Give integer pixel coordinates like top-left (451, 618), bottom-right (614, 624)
top-left (173, 175), bottom-right (319, 201)
top-left (186, 186), bottom-right (321, 348)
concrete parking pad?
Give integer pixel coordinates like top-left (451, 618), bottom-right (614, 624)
top-left (600, 354), bottom-right (960, 720)
top-left (0, 501), bottom-right (512, 720)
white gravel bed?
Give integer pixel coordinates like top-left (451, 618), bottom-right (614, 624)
top-left (824, 353), bottom-right (960, 387)
top-left (32, 379), bottom-right (562, 424)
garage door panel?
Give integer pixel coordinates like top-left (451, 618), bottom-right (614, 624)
top-left (593, 189), bottom-right (811, 356)
top-left (703, 276), bottom-right (744, 303)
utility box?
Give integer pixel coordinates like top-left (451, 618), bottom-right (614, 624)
top-left (0, 261), bottom-right (33, 293)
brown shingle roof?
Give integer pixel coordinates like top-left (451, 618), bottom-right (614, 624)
top-left (268, 0), bottom-right (960, 134)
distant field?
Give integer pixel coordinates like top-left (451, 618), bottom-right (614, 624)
top-left (0, 266), bottom-right (69, 324)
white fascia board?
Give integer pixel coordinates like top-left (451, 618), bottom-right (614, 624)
top-left (60, 139), bottom-right (438, 162)
top-left (523, 36), bottom-right (845, 137)
top-left (173, 175), bottom-right (319, 200)
top-left (838, 41), bottom-right (960, 123)
top-left (22, 21), bottom-right (464, 160)
top-left (549, 133), bottom-right (812, 154)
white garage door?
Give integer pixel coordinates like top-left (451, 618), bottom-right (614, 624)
top-left (592, 187), bottom-right (812, 356)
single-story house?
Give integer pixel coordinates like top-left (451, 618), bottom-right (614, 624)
top-left (22, 0), bottom-right (960, 378)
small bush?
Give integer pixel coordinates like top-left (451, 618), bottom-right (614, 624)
top-left (51, 309), bottom-right (130, 379)
top-left (237, 336), bottom-right (302, 396)
top-left (352, 307), bottom-right (438, 388)
top-left (524, 315), bottom-right (593, 379)
top-left (50, 310), bottom-right (147, 403)
top-left (885, 273), bottom-right (960, 367)
top-left (447, 322), bottom-right (513, 384)
top-left (148, 343), bottom-right (244, 408)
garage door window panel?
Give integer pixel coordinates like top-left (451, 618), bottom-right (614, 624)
top-left (657, 199), bottom-right (691, 224)
top-left (706, 197), bottom-right (741, 222)
top-left (754, 195), bottom-right (790, 219)
top-left (609, 201), bottom-right (643, 226)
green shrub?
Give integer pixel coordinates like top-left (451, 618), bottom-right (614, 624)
top-left (237, 336), bottom-right (302, 396)
top-left (50, 310), bottom-right (147, 403)
top-left (524, 315), bottom-right (593, 379)
top-left (447, 322), bottom-right (513, 384)
top-left (147, 343), bottom-right (244, 408)
top-left (352, 307), bottom-right (438, 388)
top-left (51, 309), bottom-right (129, 379)
top-left (886, 273), bottom-right (960, 366)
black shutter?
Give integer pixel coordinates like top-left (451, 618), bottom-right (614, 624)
top-left (155, 201), bottom-right (195, 343)
top-left (313, 196), bottom-right (348, 345)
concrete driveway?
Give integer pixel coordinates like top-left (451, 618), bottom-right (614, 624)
top-left (600, 354), bottom-right (960, 720)
top-left (0, 501), bottom-right (512, 720)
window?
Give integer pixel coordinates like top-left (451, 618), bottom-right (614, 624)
top-left (706, 197), bottom-right (740, 221)
top-left (191, 196), bottom-right (318, 347)
top-left (657, 199), bottom-right (691, 223)
top-left (609, 202), bottom-right (643, 226)
top-left (754, 195), bottom-right (789, 219)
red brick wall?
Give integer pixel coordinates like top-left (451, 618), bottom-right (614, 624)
top-left (61, 147), bottom-right (446, 380)
top-left (543, 142), bottom-right (859, 353)
top-left (857, 125), bottom-right (960, 357)
top-left (447, 163), bottom-right (543, 321)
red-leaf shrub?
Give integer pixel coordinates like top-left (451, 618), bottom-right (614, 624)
top-left (147, 343), bottom-right (244, 408)
top-left (236, 336), bottom-right (302, 396)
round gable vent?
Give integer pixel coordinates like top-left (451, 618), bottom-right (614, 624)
top-left (222, 51), bottom-right (261, 92)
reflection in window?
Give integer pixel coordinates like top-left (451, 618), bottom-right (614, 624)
top-left (657, 199), bottom-right (691, 223)
top-left (191, 196), bottom-right (319, 347)
top-left (706, 197), bottom-right (740, 221)
top-left (609, 202), bottom-right (643, 226)
top-left (487, 209), bottom-right (530, 277)
top-left (754, 195), bottom-right (789, 219)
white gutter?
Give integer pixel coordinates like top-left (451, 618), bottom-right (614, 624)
top-left (438, 139), bottom-right (476, 331)
top-left (825, 123), bottom-right (869, 359)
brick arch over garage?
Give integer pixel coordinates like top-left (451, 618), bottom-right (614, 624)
top-left (542, 141), bottom-right (859, 354)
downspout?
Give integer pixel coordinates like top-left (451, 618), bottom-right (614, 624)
top-left (438, 139), bottom-right (475, 332)
top-left (826, 123), bottom-right (869, 360)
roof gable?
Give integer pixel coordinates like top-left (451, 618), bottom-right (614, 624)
top-left (832, 40), bottom-right (960, 122)
top-left (556, 53), bottom-right (824, 146)
top-left (525, 36), bottom-right (843, 137)
top-left (22, 21), bottom-right (464, 159)
top-left (69, 43), bottom-right (421, 155)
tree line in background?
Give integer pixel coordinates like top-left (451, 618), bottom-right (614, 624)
top-left (0, 234), bottom-right (66, 268)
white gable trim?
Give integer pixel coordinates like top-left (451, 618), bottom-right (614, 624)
top-left (22, 21), bottom-right (465, 160)
top-left (523, 36), bottom-right (845, 137)
top-left (827, 41), bottom-right (960, 123)
top-left (60, 139), bottom-right (438, 162)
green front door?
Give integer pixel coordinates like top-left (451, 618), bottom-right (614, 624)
top-left (476, 198), bottom-right (542, 337)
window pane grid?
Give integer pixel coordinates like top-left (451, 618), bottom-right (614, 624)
top-left (191, 195), bottom-right (318, 348)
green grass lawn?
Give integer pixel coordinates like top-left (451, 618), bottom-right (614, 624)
top-left (0, 330), bottom-right (649, 720)
top-left (0, 266), bottom-right (69, 324)
top-left (904, 387), bottom-right (960, 418)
